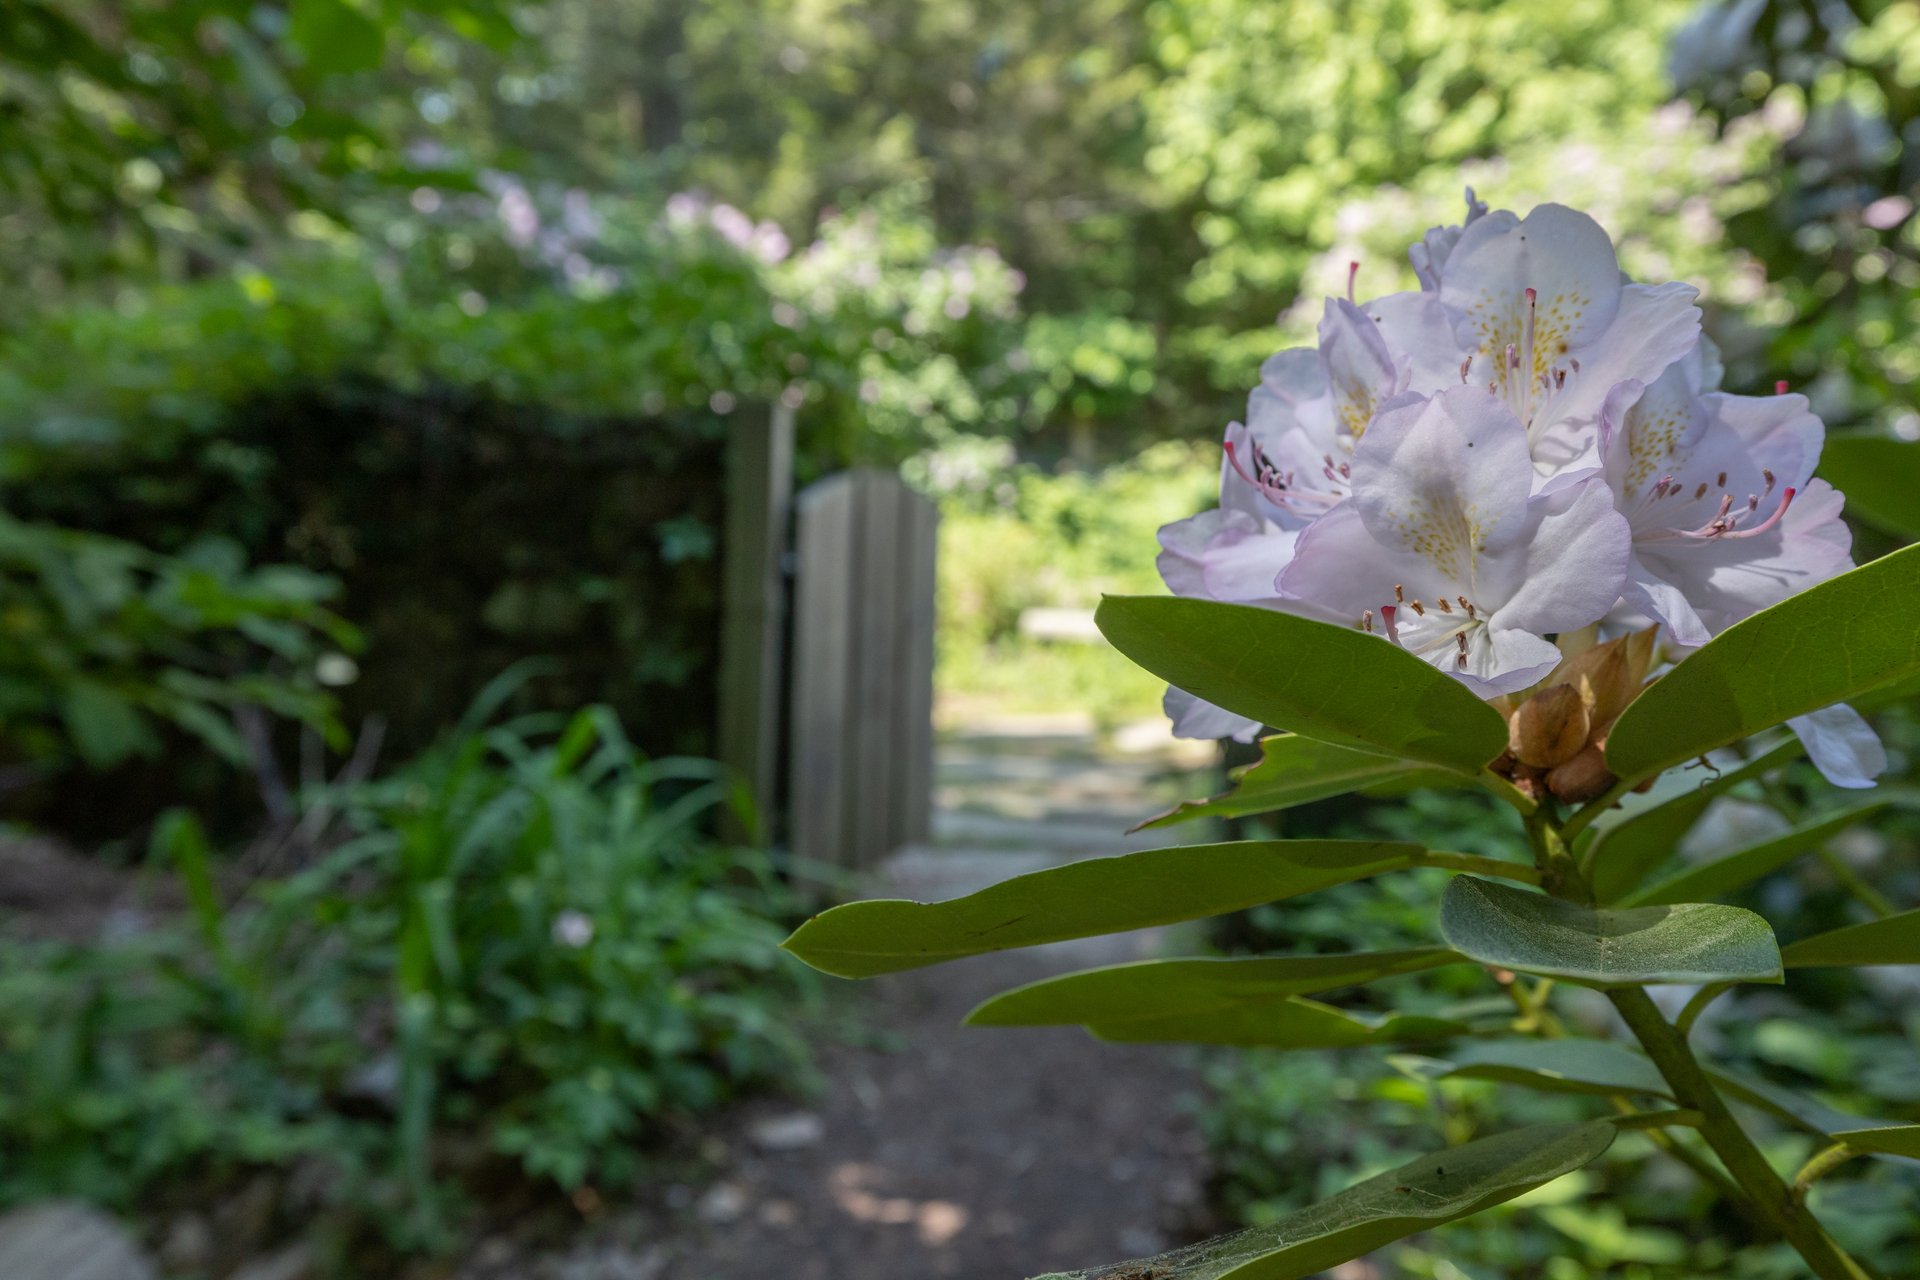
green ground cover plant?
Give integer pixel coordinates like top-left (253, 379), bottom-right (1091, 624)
top-left (0, 688), bottom-right (814, 1258)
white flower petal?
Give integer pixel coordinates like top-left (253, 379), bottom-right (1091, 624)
top-left (1441, 204), bottom-right (1625, 387)
top-left (1318, 298), bottom-right (1404, 440)
top-left (1165, 686), bottom-right (1262, 742)
top-left (1788, 703), bottom-right (1886, 789)
top-left (1364, 290), bottom-right (1475, 394)
top-left (1488, 476), bottom-right (1633, 638)
top-left (1348, 387), bottom-right (1535, 584)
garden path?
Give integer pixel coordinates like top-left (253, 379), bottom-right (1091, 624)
top-left (478, 715), bottom-right (1224, 1280)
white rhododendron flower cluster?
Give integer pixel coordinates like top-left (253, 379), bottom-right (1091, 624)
top-left (1158, 195), bottom-right (1883, 788)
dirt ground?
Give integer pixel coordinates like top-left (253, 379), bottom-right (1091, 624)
top-left (649, 941), bottom-right (1212, 1280)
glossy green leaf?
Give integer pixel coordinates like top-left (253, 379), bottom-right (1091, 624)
top-left (1833, 1126), bottom-right (1920, 1159)
top-left (967, 949), bottom-right (1466, 1030)
top-left (1781, 907), bottom-right (1920, 968)
top-left (1820, 436), bottom-right (1920, 541)
top-left (1436, 1039), bottom-right (1673, 1100)
top-left (1094, 596), bottom-right (1508, 773)
top-left (1709, 1069), bottom-right (1914, 1159)
top-left (1438, 877), bottom-right (1783, 987)
top-left (1030, 1121), bottom-right (1617, 1280)
top-left (1587, 739), bottom-right (1803, 903)
top-left (781, 840), bottom-right (1422, 978)
top-left (1622, 801), bottom-right (1893, 907)
top-left (1606, 544), bottom-right (1920, 782)
top-left (1140, 734), bottom-right (1437, 829)
top-left (1069, 994), bottom-right (1465, 1049)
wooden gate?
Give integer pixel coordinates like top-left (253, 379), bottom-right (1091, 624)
top-left (788, 469), bottom-right (938, 874)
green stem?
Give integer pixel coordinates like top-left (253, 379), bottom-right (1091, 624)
top-left (1793, 1142), bottom-right (1867, 1201)
top-left (1417, 850), bottom-right (1543, 886)
top-left (1815, 848), bottom-right (1898, 919)
top-left (1607, 1099), bottom-right (1767, 1231)
top-left (1561, 775), bottom-right (1636, 844)
top-left (1676, 982), bottom-right (1733, 1037)
top-left (1524, 807), bottom-right (1594, 903)
top-left (1607, 987), bottom-right (1869, 1280)
top-left (1478, 770), bottom-right (1540, 815)
top-left (1518, 805), bottom-right (1872, 1279)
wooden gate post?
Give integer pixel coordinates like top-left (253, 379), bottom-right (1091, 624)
top-left (789, 469), bottom-right (937, 876)
top-left (717, 402), bottom-right (795, 843)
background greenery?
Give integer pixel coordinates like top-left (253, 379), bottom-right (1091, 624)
top-left (1, 0), bottom-right (1916, 1274)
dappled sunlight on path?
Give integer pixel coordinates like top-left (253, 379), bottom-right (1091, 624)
top-left (653, 715), bottom-right (1222, 1279)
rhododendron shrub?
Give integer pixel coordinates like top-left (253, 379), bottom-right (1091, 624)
top-left (786, 197), bottom-right (1920, 1280)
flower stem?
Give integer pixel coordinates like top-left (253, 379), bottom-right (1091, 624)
top-left (1793, 1142), bottom-right (1867, 1201)
top-left (1675, 982), bottom-right (1733, 1037)
top-left (1518, 808), bottom-right (1873, 1280)
top-left (1815, 847), bottom-right (1898, 919)
top-left (1607, 986), bottom-right (1870, 1280)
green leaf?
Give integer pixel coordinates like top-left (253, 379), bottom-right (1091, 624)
top-left (1820, 436), bottom-right (1920, 541)
top-left (966, 949), bottom-right (1466, 1031)
top-left (288, 0), bottom-right (387, 74)
top-left (1832, 1126), bottom-right (1920, 1159)
top-left (1622, 800), bottom-right (1894, 907)
top-left (1606, 544), bottom-right (1920, 782)
top-left (60, 679), bottom-right (159, 767)
top-left (1140, 734), bottom-right (1442, 829)
top-left (1438, 877), bottom-right (1783, 988)
top-left (1029, 1121), bottom-right (1617, 1280)
top-left (1709, 1069), bottom-right (1911, 1155)
top-left (781, 840), bottom-right (1423, 978)
top-left (1781, 908), bottom-right (1920, 968)
top-left (1587, 740), bottom-right (1803, 903)
top-left (1435, 1039), bottom-right (1673, 1100)
top-left (1094, 596), bottom-right (1508, 773)
top-left (1066, 994), bottom-right (1465, 1049)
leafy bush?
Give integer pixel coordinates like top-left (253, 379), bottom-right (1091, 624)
top-left (327, 691), bottom-right (815, 1202)
top-left (1202, 785), bottom-right (1920, 1278)
top-left (0, 694), bottom-right (814, 1253)
top-left (0, 513), bottom-right (354, 784)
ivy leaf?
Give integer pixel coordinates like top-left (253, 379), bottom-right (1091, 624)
top-left (1781, 908), bottom-right (1920, 968)
top-left (1438, 876), bottom-right (1783, 987)
top-left (1606, 544), bottom-right (1920, 782)
top-left (1094, 596), bottom-right (1508, 773)
top-left (1139, 734), bottom-right (1445, 829)
top-left (967, 950), bottom-right (1466, 1032)
top-left (781, 840), bottom-right (1422, 978)
top-left (1029, 1122), bottom-right (1616, 1280)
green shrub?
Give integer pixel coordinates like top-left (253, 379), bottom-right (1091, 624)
top-left (0, 691), bottom-right (814, 1251)
top-left (0, 513), bottom-right (354, 783)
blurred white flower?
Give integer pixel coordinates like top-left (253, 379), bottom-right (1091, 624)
top-left (551, 910), bottom-right (595, 949)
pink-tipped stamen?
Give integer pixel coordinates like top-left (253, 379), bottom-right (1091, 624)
top-left (1223, 438), bottom-right (1341, 514)
top-left (1672, 486), bottom-right (1797, 540)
